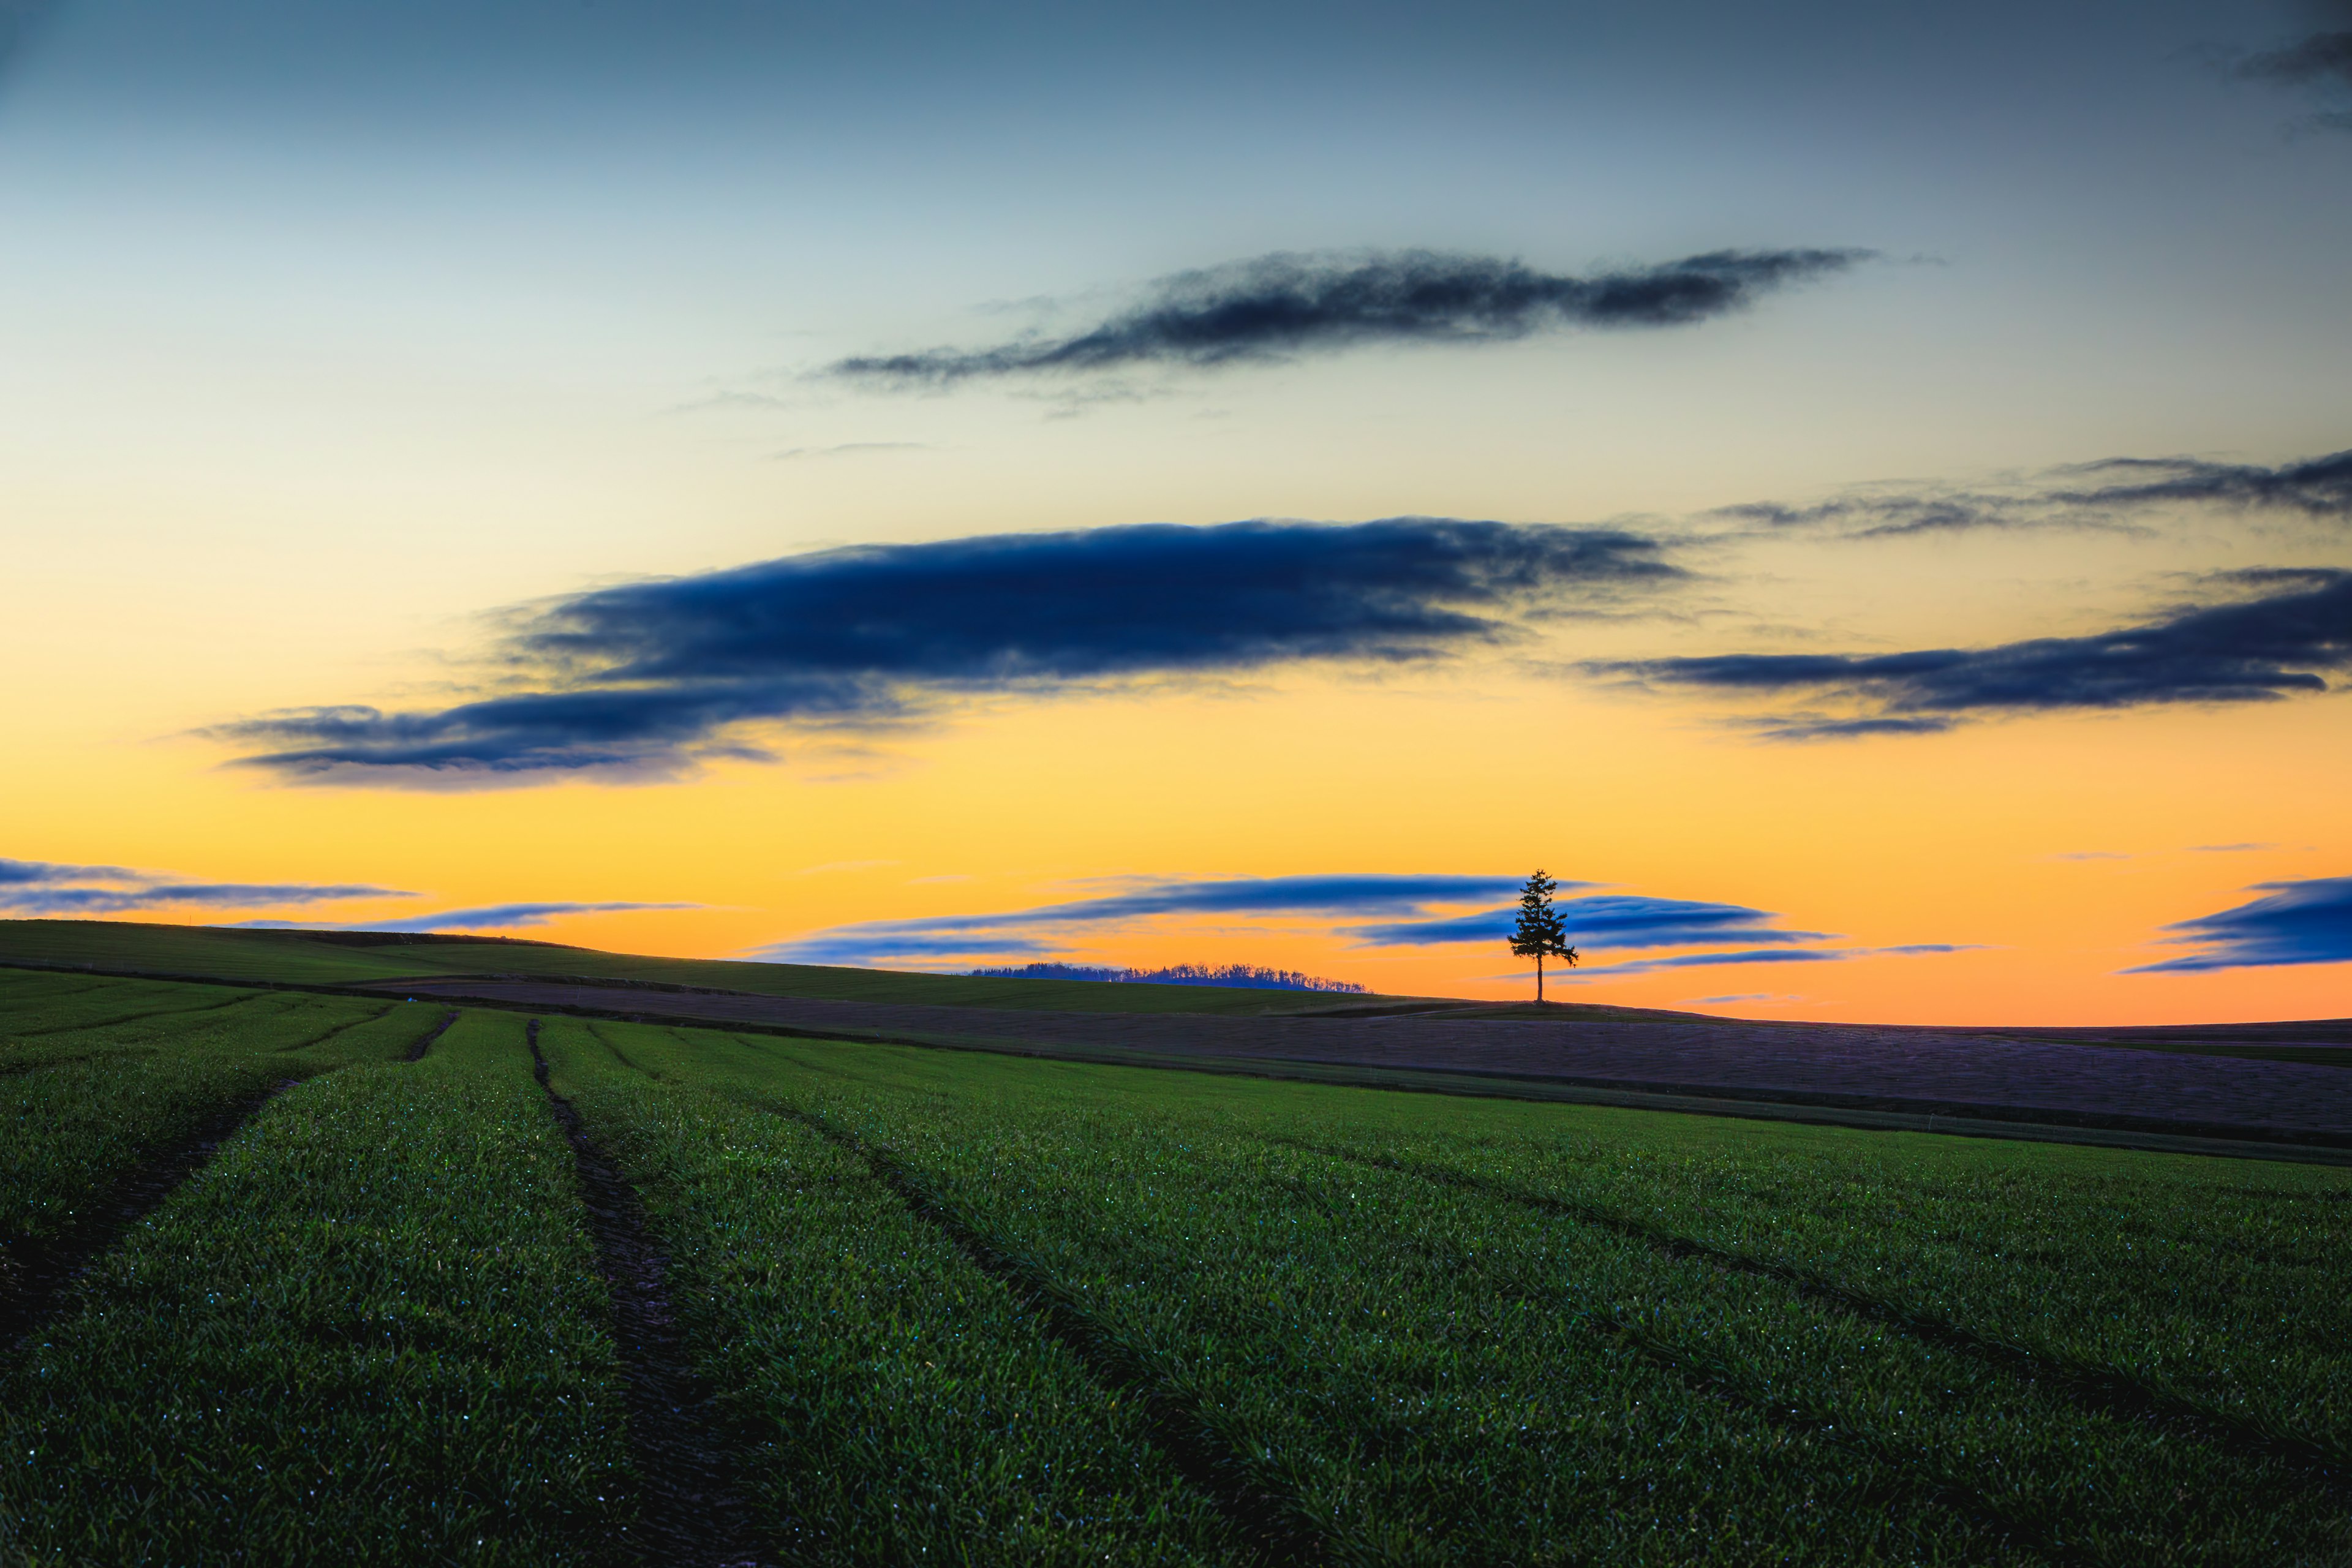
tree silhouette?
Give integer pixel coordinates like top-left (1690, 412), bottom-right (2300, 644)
top-left (1507, 869), bottom-right (1578, 1004)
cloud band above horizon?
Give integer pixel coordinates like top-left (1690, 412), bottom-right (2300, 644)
top-left (828, 247), bottom-right (1872, 384)
top-left (0, 855), bottom-right (412, 916)
top-left (211, 519), bottom-right (1683, 784)
top-left (1716, 446), bottom-right (2352, 538)
top-left (1595, 568), bottom-right (2352, 739)
top-left (2128, 875), bottom-right (2352, 973)
top-left (753, 873), bottom-right (1536, 967)
top-left (745, 872), bottom-right (1974, 978)
top-left (239, 900), bottom-right (700, 934)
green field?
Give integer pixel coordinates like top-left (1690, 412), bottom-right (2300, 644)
top-left (4, 962), bottom-right (2348, 1565)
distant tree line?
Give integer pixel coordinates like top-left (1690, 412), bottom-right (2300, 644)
top-left (969, 962), bottom-right (1369, 993)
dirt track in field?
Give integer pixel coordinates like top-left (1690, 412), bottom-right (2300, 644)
top-left (0, 1079), bottom-right (299, 1352)
top-left (372, 979), bottom-right (2352, 1148)
top-left (529, 1022), bottom-right (768, 1568)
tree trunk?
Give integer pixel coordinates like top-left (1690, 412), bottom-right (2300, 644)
top-left (1536, 953), bottom-right (1544, 1005)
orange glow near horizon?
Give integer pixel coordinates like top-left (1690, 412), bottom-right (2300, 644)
top-left (8, 656), bottom-right (2346, 1027)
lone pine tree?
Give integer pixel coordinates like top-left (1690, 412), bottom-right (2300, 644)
top-left (1507, 869), bottom-right (1578, 1004)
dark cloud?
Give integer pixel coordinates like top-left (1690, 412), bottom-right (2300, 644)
top-left (214, 519), bottom-right (1683, 783)
top-left (2, 851), bottom-right (421, 916)
top-left (766, 930), bottom-right (1059, 967)
top-left (2055, 451), bottom-right (2352, 517)
top-left (828, 248), bottom-right (1872, 385)
top-left (0, 856), bottom-right (144, 886)
top-left (243, 901), bottom-right (699, 934)
top-left (763, 871), bottom-right (1975, 977)
top-left (1343, 893), bottom-right (1826, 950)
top-left (1566, 942), bottom-right (1981, 978)
top-left (1004, 873), bottom-right (1533, 923)
top-left (1597, 569), bottom-right (2352, 739)
top-left (754, 873), bottom-right (1531, 966)
top-left (1568, 948), bottom-right (1855, 978)
top-left (2244, 31), bottom-right (2352, 88)
top-left (5, 885), bottom-right (410, 916)
top-left (2127, 875), bottom-right (2352, 973)
top-left (1716, 446), bottom-right (2352, 538)
top-left (2236, 6), bottom-right (2352, 132)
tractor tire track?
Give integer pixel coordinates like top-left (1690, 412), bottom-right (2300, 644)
top-left (1254, 1160), bottom-right (2109, 1564)
top-left (0, 1077), bottom-right (303, 1352)
top-left (277, 1002), bottom-right (400, 1054)
top-left (527, 1022), bottom-right (767, 1568)
top-left (582, 1020), bottom-right (657, 1079)
top-left (402, 1011), bottom-right (459, 1063)
top-left (9, 989), bottom-right (267, 1040)
top-left (773, 1102), bottom-right (1322, 1568)
top-left (1280, 1136), bottom-right (2350, 1488)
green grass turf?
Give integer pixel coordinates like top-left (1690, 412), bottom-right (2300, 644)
top-left (537, 1017), bottom-right (1240, 1566)
top-left (590, 1024), bottom-right (2352, 1566)
top-left (6, 973), bottom-right (2349, 1563)
top-left (0, 1011), bottom-right (634, 1564)
top-left (1, 974), bottom-right (439, 1252)
top-left (1274, 1093), bottom-right (2352, 1464)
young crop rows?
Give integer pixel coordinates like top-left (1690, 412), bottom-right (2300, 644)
top-left (4, 967), bottom-right (2348, 1565)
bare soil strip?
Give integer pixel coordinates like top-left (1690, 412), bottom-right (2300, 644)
top-left (402, 1010), bottom-right (459, 1063)
top-left (526, 1022), bottom-right (767, 1568)
top-left (777, 1102), bottom-right (1322, 1568)
top-left (1291, 1137), bottom-right (2351, 1486)
top-left (377, 978), bottom-right (2352, 1153)
top-left (0, 1078), bottom-right (300, 1352)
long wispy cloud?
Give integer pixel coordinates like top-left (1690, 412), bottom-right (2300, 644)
top-left (1594, 568), bottom-right (2352, 740)
top-left (754, 872), bottom-right (1973, 980)
top-left (211, 519), bottom-right (1683, 784)
top-left (827, 248), bottom-right (1872, 385)
top-left (1341, 892), bottom-right (1828, 950)
top-left (2126, 875), bottom-right (2352, 973)
top-left (2234, 4), bottom-right (2352, 134)
top-left (1566, 948), bottom-right (1856, 978)
top-left (242, 901), bottom-right (700, 934)
top-left (1558, 943), bottom-right (1983, 979)
top-left (753, 873), bottom-right (1532, 967)
top-left (1714, 446), bottom-right (2352, 538)
top-left (0, 856), bottom-right (413, 917)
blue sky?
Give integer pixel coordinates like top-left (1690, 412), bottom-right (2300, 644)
top-left (4, 0), bottom-right (2348, 1020)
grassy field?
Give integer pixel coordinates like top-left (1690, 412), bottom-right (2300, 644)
top-left (0, 918), bottom-right (1694, 1021)
top-left (3, 1009), bottom-right (635, 1562)
top-left (5, 964), bottom-right (2348, 1564)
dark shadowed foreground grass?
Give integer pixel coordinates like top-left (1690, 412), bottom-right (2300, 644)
top-left (0, 1006), bottom-right (633, 1565)
top-left (572, 1024), bottom-right (2352, 1566)
top-left (2, 969), bottom-right (2348, 1564)
top-left (538, 1017), bottom-right (1239, 1566)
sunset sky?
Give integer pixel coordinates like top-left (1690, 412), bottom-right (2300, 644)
top-left (5, 0), bottom-right (2350, 1022)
